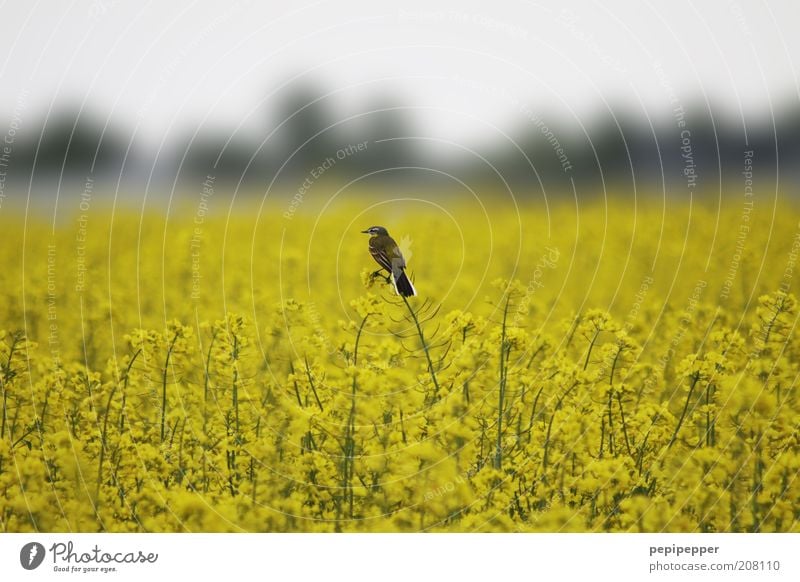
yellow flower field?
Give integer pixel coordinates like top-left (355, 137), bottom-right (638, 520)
top-left (0, 190), bottom-right (798, 532)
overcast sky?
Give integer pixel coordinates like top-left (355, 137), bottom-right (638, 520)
top-left (1, 0), bottom-right (798, 142)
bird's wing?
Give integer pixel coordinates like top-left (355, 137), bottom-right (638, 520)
top-left (370, 237), bottom-right (406, 272)
top-left (369, 239), bottom-right (394, 272)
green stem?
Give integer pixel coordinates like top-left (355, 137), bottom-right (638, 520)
top-left (353, 314), bottom-right (369, 366)
top-left (401, 296), bottom-right (440, 401)
top-left (232, 334), bottom-right (240, 437)
top-left (0, 390), bottom-right (6, 442)
top-left (705, 383), bottom-right (716, 447)
top-left (668, 372), bottom-right (700, 448)
top-left (160, 332), bottom-right (180, 443)
top-left (617, 393), bottom-right (633, 458)
top-left (341, 314), bottom-right (368, 523)
top-left (751, 442), bottom-right (762, 532)
top-left (526, 385), bottom-right (545, 441)
top-left (494, 296), bottom-right (510, 470)
top-left (96, 384), bottom-right (118, 500)
top-left (289, 361), bottom-right (303, 407)
top-left (609, 348), bottom-right (621, 386)
top-left (542, 381), bottom-right (578, 471)
top-left (584, 329), bottom-right (599, 370)
top-left (606, 391), bottom-right (615, 456)
top-left (203, 330), bottom-right (218, 405)
top-left (304, 355), bottom-right (324, 411)
top-left (1, 333), bottom-right (23, 441)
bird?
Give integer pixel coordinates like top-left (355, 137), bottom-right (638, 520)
top-left (361, 226), bottom-right (417, 297)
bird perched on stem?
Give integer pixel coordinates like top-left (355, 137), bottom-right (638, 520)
top-left (361, 226), bottom-right (417, 297)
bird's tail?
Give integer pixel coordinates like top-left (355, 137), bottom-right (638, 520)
top-left (392, 270), bottom-right (417, 297)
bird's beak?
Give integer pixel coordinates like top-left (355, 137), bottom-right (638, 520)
top-left (361, 229), bottom-right (370, 234)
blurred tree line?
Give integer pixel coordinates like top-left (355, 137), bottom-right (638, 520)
top-left (3, 81), bottom-right (799, 197)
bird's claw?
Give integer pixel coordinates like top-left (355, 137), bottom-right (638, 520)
top-left (369, 270), bottom-right (391, 284)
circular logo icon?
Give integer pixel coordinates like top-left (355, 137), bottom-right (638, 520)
top-left (20, 542), bottom-right (46, 570)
